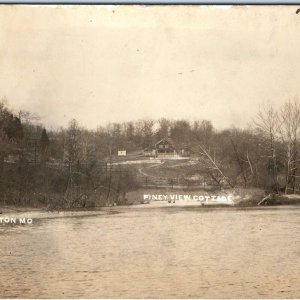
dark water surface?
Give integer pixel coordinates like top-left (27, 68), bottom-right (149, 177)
top-left (0, 205), bottom-right (300, 298)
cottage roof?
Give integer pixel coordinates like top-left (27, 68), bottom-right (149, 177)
top-left (155, 137), bottom-right (176, 148)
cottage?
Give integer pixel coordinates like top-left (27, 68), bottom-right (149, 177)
top-left (155, 137), bottom-right (178, 158)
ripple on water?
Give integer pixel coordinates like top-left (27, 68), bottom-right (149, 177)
top-left (0, 206), bottom-right (300, 298)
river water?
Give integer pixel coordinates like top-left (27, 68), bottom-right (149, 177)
top-left (0, 205), bottom-right (299, 298)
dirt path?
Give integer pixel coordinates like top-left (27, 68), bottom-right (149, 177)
top-left (138, 161), bottom-right (166, 179)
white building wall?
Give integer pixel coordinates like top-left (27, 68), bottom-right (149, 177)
top-left (118, 150), bottom-right (126, 156)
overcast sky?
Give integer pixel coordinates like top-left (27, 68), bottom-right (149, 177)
top-left (0, 5), bottom-right (300, 130)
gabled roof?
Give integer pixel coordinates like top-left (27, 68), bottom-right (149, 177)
top-left (155, 137), bottom-right (176, 148)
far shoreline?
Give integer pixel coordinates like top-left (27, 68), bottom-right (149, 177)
top-left (2, 187), bottom-right (300, 214)
top-left (1, 199), bottom-right (300, 215)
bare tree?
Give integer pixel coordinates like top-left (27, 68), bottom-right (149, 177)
top-left (254, 104), bottom-right (282, 191)
top-left (141, 119), bottom-right (154, 148)
top-left (18, 109), bottom-right (40, 124)
top-left (64, 119), bottom-right (83, 206)
top-left (198, 144), bottom-right (234, 188)
top-left (156, 118), bottom-right (171, 139)
top-left (229, 131), bottom-right (248, 188)
top-left (279, 98), bottom-right (300, 193)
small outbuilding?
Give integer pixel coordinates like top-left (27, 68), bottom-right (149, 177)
top-left (117, 150), bottom-right (127, 156)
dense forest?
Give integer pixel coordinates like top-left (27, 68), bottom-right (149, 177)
top-left (1, 98), bottom-right (300, 208)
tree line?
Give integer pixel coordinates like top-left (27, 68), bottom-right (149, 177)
top-left (1, 98), bottom-right (300, 208)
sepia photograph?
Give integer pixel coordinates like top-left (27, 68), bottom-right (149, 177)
top-left (0, 4), bottom-right (300, 298)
